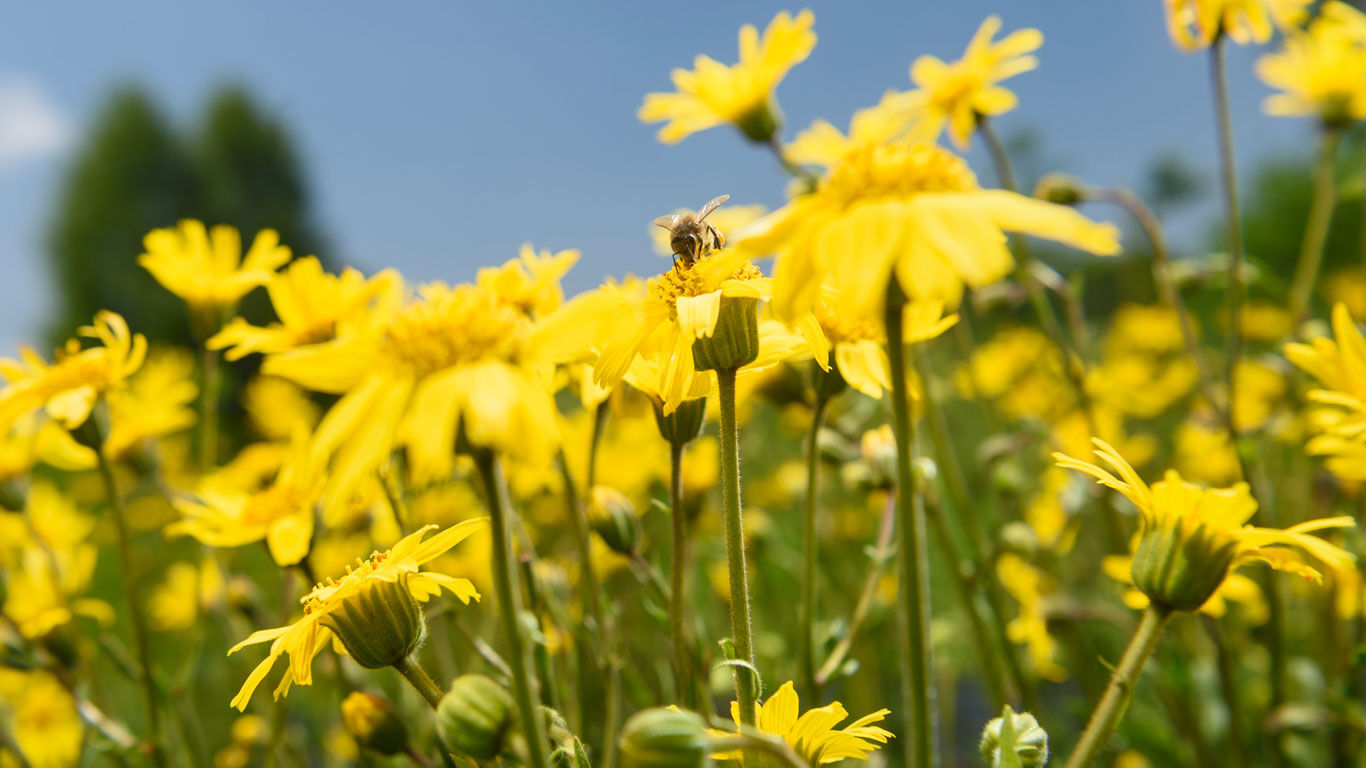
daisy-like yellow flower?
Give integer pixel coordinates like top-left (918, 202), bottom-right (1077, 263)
top-left (786, 90), bottom-right (920, 169)
top-left (476, 244), bottom-right (579, 319)
top-left (996, 554), bottom-right (1066, 682)
top-left (103, 346), bottom-right (198, 459)
top-left (736, 139), bottom-right (1119, 323)
top-left (227, 520), bottom-right (485, 711)
top-left (0, 413), bottom-right (94, 485)
top-left (907, 15), bottom-right (1042, 149)
top-left (639, 10), bottom-right (816, 144)
top-left (1101, 553), bottom-right (1268, 623)
top-left (810, 282), bottom-right (956, 398)
top-left (0, 311), bottom-right (146, 435)
top-left (1257, 2), bottom-right (1366, 126)
top-left (1055, 438), bottom-right (1354, 611)
top-left (0, 670), bottom-right (84, 768)
top-left (1285, 303), bottom-right (1366, 478)
top-left (715, 681), bottom-right (893, 764)
top-left (209, 256), bottom-right (402, 361)
top-left (1164, 0), bottom-right (1309, 51)
top-left (139, 219), bottom-right (292, 327)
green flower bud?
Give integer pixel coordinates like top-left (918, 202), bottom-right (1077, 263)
top-left (1033, 173), bottom-right (1085, 206)
top-left (1131, 522), bottom-right (1237, 612)
top-left (979, 706), bottom-right (1048, 768)
top-left (588, 486), bottom-right (641, 556)
top-left (619, 708), bottom-right (711, 768)
top-left (692, 296), bottom-right (760, 372)
top-left (653, 396), bottom-right (708, 446)
top-left (319, 574), bottom-right (426, 670)
top-left (437, 674), bottom-right (517, 760)
top-left (341, 691), bottom-right (409, 756)
top-left (734, 101), bottom-right (781, 145)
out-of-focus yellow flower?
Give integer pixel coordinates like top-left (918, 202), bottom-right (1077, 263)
top-left (139, 220), bottom-right (291, 323)
top-left (956, 327), bottom-right (1073, 423)
top-left (209, 257), bottom-right (401, 361)
top-left (476, 245), bottom-right (578, 319)
top-left (1056, 438), bottom-right (1355, 610)
top-left (1025, 466), bottom-right (1077, 554)
top-left (1174, 417), bottom-right (1241, 486)
top-left (907, 16), bottom-right (1042, 149)
top-left (1114, 749), bottom-right (1153, 768)
top-left (1257, 2), bottom-right (1366, 126)
top-left (1240, 301), bottom-right (1296, 341)
top-left (996, 553), bottom-right (1066, 682)
top-left (1164, 0), bottom-right (1309, 51)
top-left (149, 559), bottom-right (225, 632)
top-left (812, 283), bottom-right (955, 399)
top-left (0, 670), bottom-right (83, 768)
top-left (242, 376), bottom-right (320, 443)
top-left (1087, 305), bottom-right (1197, 419)
top-left (0, 413), bottom-right (93, 484)
top-left (1232, 359), bottom-right (1287, 433)
top-left (104, 346), bottom-right (197, 459)
top-left (639, 10), bottom-right (816, 144)
top-left (787, 90), bottom-right (920, 169)
top-left (1325, 267), bottom-right (1366, 318)
top-left (0, 311), bottom-right (146, 434)
top-left (1285, 303), bottom-right (1366, 478)
top-left (228, 521), bottom-right (485, 710)
top-left (738, 139), bottom-right (1119, 322)
top-left (713, 681), bottom-right (893, 763)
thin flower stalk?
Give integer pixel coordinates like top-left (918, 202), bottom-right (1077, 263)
top-left (1287, 126), bottom-right (1344, 322)
top-left (816, 495), bottom-right (894, 688)
top-left (1210, 38), bottom-right (1246, 447)
top-left (716, 367), bottom-right (759, 725)
top-left (668, 440), bottom-right (696, 707)
top-left (798, 390), bottom-right (830, 700)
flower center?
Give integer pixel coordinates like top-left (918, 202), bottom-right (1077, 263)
top-left (821, 141), bottom-right (978, 209)
top-left (648, 257), bottom-right (764, 306)
top-left (817, 304), bottom-right (878, 344)
top-left (240, 484), bottom-right (303, 528)
top-left (380, 285), bottom-right (527, 378)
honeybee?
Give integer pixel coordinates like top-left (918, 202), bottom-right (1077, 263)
top-left (653, 194), bottom-right (730, 269)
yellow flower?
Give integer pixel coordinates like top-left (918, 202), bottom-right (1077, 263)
top-left (996, 554), bottom-right (1066, 682)
top-left (0, 670), bottom-right (83, 768)
top-left (262, 269), bottom-right (562, 504)
top-left (0, 413), bottom-right (93, 485)
top-left (812, 282), bottom-right (956, 398)
top-left (1173, 417), bottom-right (1241, 486)
top-left (639, 10), bottom-right (816, 144)
top-left (103, 346), bottom-right (198, 459)
top-left (1164, 0), bottom-right (1309, 51)
top-left (1055, 438), bottom-right (1355, 610)
top-left (716, 681), bottom-right (893, 763)
top-left (1285, 303), bottom-right (1366, 477)
top-left (149, 559), bottom-right (225, 632)
top-left (906, 16), bottom-right (1042, 149)
top-left (1102, 553), bottom-right (1268, 623)
top-left (737, 139), bottom-right (1119, 322)
top-left (0, 311), bottom-right (146, 434)
top-left (476, 244), bottom-right (578, 319)
top-left (209, 256), bottom-right (401, 361)
top-left (786, 90), bottom-right (921, 169)
top-left (1025, 466), bottom-right (1077, 553)
top-left (227, 520), bottom-right (485, 711)
top-left (955, 327), bottom-right (1073, 423)
top-left (1257, 2), bottom-right (1366, 126)
top-left (242, 376), bottom-right (320, 443)
top-left (1325, 266), bottom-right (1366, 318)
top-left (139, 219), bottom-right (291, 320)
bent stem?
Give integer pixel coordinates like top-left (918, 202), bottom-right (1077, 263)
top-left (1063, 605), bottom-right (1173, 768)
top-left (1288, 126), bottom-right (1344, 322)
top-left (394, 655), bottom-right (445, 711)
top-left (798, 392), bottom-right (830, 700)
top-left (89, 416), bottom-right (168, 768)
top-left (668, 440), bottom-right (696, 707)
top-left (885, 286), bottom-right (937, 768)
top-left (716, 367), bottom-right (759, 725)
top-left (475, 450), bottom-right (553, 768)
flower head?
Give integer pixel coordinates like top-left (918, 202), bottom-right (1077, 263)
top-left (139, 219), bottom-right (292, 325)
top-left (1257, 2), bottom-right (1366, 127)
top-left (227, 520), bottom-right (485, 711)
top-left (1164, 0), bottom-right (1310, 51)
top-left (716, 681), bottom-right (893, 764)
top-left (1055, 438), bottom-right (1354, 610)
top-left (639, 10), bottom-right (816, 144)
top-left (1284, 303), bottom-right (1366, 478)
top-left (907, 16), bottom-right (1042, 149)
top-left (103, 346), bottom-right (198, 459)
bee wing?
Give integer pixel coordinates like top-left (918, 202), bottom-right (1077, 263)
top-left (653, 214), bottom-right (681, 229)
top-left (696, 194), bottom-right (730, 221)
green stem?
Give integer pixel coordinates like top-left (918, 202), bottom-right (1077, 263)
top-left (1210, 38), bottom-right (1245, 448)
top-left (798, 393), bottom-right (829, 701)
top-left (90, 419), bottom-right (168, 768)
top-left (1063, 605), bottom-right (1173, 768)
top-left (885, 287), bottom-right (937, 768)
top-left (394, 655), bottom-right (445, 710)
top-left (198, 344), bottom-right (219, 472)
top-left (474, 451), bottom-right (552, 768)
top-left (668, 440), bottom-right (695, 707)
top-left (1202, 615), bottom-right (1247, 768)
top-left (815, 496), bottom-right (894, 687)
top-left (709, 734), bottom-right (809, 768)
top-left (1288, 126), bottom-right (1344, 323)
top-left (716, 367), bottom-right (758, 725)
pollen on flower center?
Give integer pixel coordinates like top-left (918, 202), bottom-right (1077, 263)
top-left (822, 142), bottom-right (978, 208)
top-left (648, 258), bottom-right (764, 305)
top-left (380, 285), bottom-right (527, 377)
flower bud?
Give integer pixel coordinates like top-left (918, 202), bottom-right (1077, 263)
top-left (692, 296), bottom-right (760, 372)
top-left (1033, 173), bottom-right (1085, 206)
top-left (1130, 522), bottom-right (1236, 612)
top-left (319, 575), bottom-right (425, 669)
top-left (588, 486), bottom-right (641, 556)
top-left (437, 674), bottom-right (517, 760)
top-left (619, 708), bottom-right (711, 768)
top-left (653, 397), bottom-right (707, 446)
top-left (998, 522), bottom-right (1040, 558)
top-left (979, 706), bottom-right (1048, 768)
top-left (341, 691), bottom-right (409, 756)
top-left (735, 102), bottom-right (781, 145)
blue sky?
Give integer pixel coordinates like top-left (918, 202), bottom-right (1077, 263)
top-left (0, 2), bottom-right (1313, 355)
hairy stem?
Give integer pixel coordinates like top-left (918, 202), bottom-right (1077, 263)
top-left (716, 367), bottom-right (758, 724)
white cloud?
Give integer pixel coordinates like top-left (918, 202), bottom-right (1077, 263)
top-left (0, 74), bottom-right (73, 173)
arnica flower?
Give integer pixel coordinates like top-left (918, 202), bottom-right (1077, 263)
top-left (139, 219), bottom-right (292, 330)
top-left (1055, 438), bottom-right (1355, 611)
top-left (1285, 303), bottom-right (1366, 478)
top-left (996, 554), bottom-right (1066, 682)
top-left (0, 311), bottom-right (146, 435)
top-left (209, 256), bottom-right (402, 361)
top-left (906, 15), bottom-right (1042, 149)
top-left (228, 521), bottom-right (485, 711)
top-left (261, 269), bottom-right (563, 505)
top-left (0, 413), bottom-right (94, 485)
top-left (786, 90), bottom-right (921, 169)
top-left (639, 10), bottom-right (816, 144)
top-left (103, 346), bottom-right (198, 459)
top-left (1164, 0), bottom-right (1310, 51)
top-left (715, 681), bottom-right (893, 764)
top-left (736, 139), bottom-right (1120, 323)
top-left (1256, 2), bottom-right (1366, 127)
top-left (475, 244), bottom-right (579, 319)
top-left (811, 282), bottom-right (956, 398)
top-left (1101, 552), bottom-right (1268, 624)
top-left (0, 670), bottom-right (84, 768)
